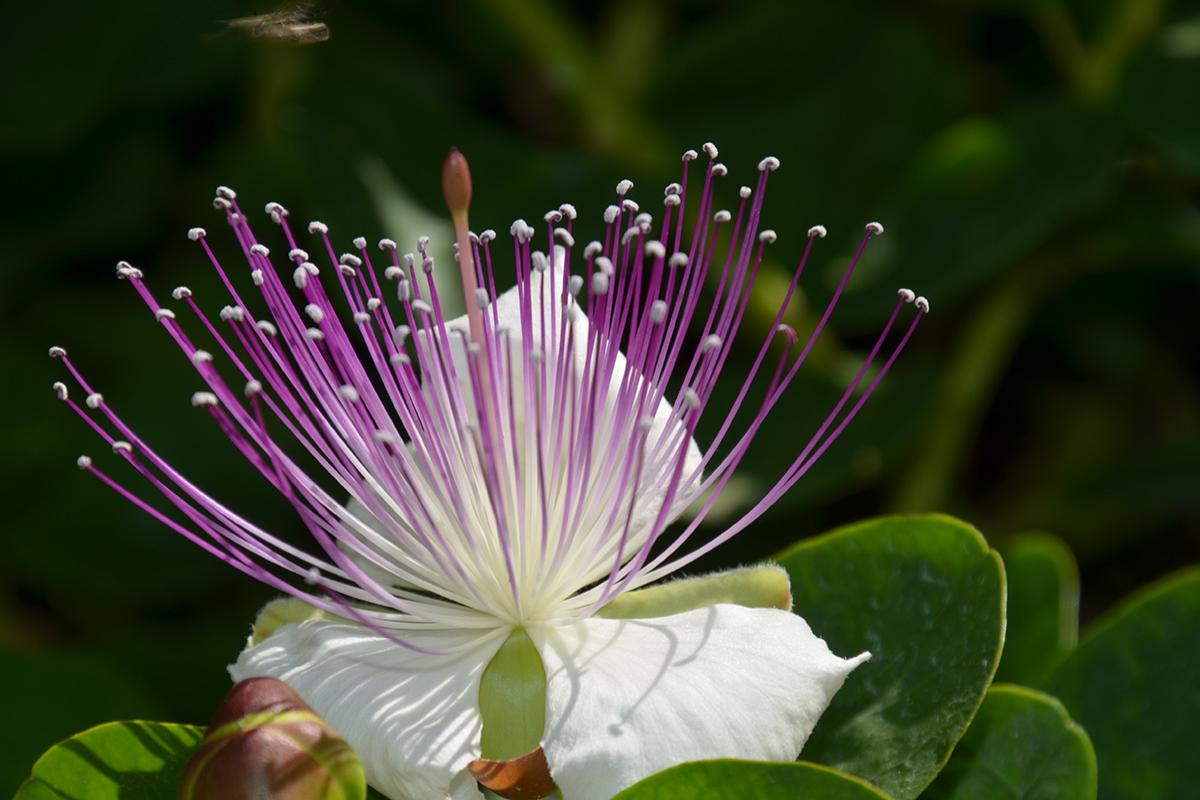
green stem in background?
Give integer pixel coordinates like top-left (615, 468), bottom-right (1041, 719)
top-left (475, 0), bottom-right (669, 170)
top-left (891, 264), bottom-right (1044, 514)
top-left (1032, 0), bottom-right (1166, 102)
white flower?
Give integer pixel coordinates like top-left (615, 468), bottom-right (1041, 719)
top-left (53, 147), bottom-right (927, 799)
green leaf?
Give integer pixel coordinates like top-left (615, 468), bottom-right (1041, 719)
top-left (923, 684), bottom-right (1097, 800)
top-left (996, 534), bottom-right (1080, 685)
top-left (774, 514), bottom-right (1005, 800)
top-left (612, 759), bottom-right (892, 799)
top-left (14, 720), bottom-right (203, 799)
top-left (1045, 568), bottom-right (1200, 800)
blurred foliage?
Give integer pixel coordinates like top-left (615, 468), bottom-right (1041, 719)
top-left (1, 0), bottom-right (1198, 792)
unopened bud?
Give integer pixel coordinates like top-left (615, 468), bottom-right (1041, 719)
top-left (179, 677), bottom-right (366, 800)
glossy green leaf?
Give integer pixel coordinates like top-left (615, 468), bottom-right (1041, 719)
top-left (613, 759), bottom-right (891, 800)
top-left (14, 721), bottom-right (203, 799)
top-left (996, 534), bottom-right (1080, 684)
top-left (923, 684), bottom-right (1097, 799)
top-left (1045, 568), bottom-right (1200, 800)
top-left (774, 514), bottom-right (1005, 799)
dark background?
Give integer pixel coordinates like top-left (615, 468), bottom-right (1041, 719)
top-left (2, 0), bottom-right (1198, 790)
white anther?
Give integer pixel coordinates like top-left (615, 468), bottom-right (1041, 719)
top-left (366, 297), bottom-right (382, 311)
top-left (664, 194), bottom-right (681, 208)
top-left (340, 253), bottom-right (363, 268)
top-left (251, 269), bottom-right (264, 286)
top-left (665, 182), bottom-right (682, 196)
top-left (305, 567), bottom-right (321, 585)
top-left (898, 288), bottom-right (915, 304)
top-left (417, 235), bottom-right (431, 251)
top-left (669, 252), bottom-right (689, 269)
top-left (155, 308), bottom-right (176, 321)
top-left (353, 311), bottom-right (371, 324)
top-left (555, 229), bottom-right (575, 247)
top-left (213, 197), bottom-right (232, 210)
top-left (559, 203), bottom-right (577, 220)
top-left (248, 244), bottom-right (268, 258)
top-left (288, 248), bottom-right (309, 262)
top-left (739, 186), bottom-right (752, 199)
top-left (531, 251), bottom-right (550, 272)
top-left (683, 149), bottom-right (699, 161)
top-left (403, 253), bottom-right (416, 268)
top-left (701, 334), bottom-right (723, 353)
top-left (53, 382), bottom-right (68, 400)
top-left (683, 388), bottom-right (702, 409)
top-left (645, 240), bottom-right (666, 260)
top-left (544, 209), bottom-right (563, 224)
top-left (777, 323), bottom-right (798, 341)
top-left (622, 226), bottom-right (641, 245)
top-left (305, 328), bottom-right (325, 341)
top-left (475, 288), bottom-right (490, 309)
top-left (304, 304), bottom-right (324, 324)
top-left (649, 300), bottom-right (668, 324)
top-left (714, 210), bottom-right (732, 223)
top-left (372, 430), bottom-right (396, 444)
top-left (480, 229), bottom-right (497, 244)
top-left (292, 266), bottom-right (308, 289)
top-left (510, 219), bottom-right (534, 243)
top-left (758, 229), bottom-right (777, 244)
top-left (915, 296), bottom-right (930, 313)
top-left (111, 441), bottom-right (133, 455)
top-left (583, 241), bottom-right (603, 259)
top-left (219, 305), bottom-right (245, 323)
top-left (595, 256), bottom-right (614, 275)
top-left (265, 202), bottom-right (289, 221)
top-left (616, 179), bottom-right (634, 196)
top-left (256, 320), bottom-right (278, 337)
top-left (565, 304), bottom-right (582, 323)
top-left (171, 286), bottom-right (193, 301)
top-left (230, 212), bottom-right (242, 223)
top-left (86, 392), bottom-right (103, 409)
top-left (467, 232), bottom-right (479, 247)
top-left (351, 236), bottom-right (367, 250)
top-left (808, 225), bottom-right (828, 239)
top-left (244, 380), bottom-right (263, 397)
top-left (339, 263), bottom-right (358, 277)
top-left (634, 213), bottom-right (653, 230)
top-left (115, 262), bottom-right (143, 280)
top-left (378, 238), bottom-right (397, 251)
top-left (390, 352), bottom-right (411, 366)
top-left (308, 221), bottom-right (329, 235)
top-left (702, 142), bottom-right (718, 159)
top-left (622, 199), bottom-right (641, 213)
top-left (191, 392), bottom-right (218, 407)
top-left (383, 266), bottom-right (402, 281)
top-left (758, 156), bottom-right (781, 172)
top-left (191, 349), bottom-right (214, 364)
top-left (592, 273), bottom-right (611, 295)
top-left (48, 346), bottom-right (67, 358)
top-left (76, 455), bottom-right (92, 470)
top-left (866, 221), bottom-right (885, 236)
top-left (711, 163), bottom-right (728, 177)
top-left (216, 185), bottom-right (237, 200)
top-left (603, 205), bottom-right (621, 225)
top-left (568, 274), bottom-right (584, 297)
top-left (394, 325), bottom-right (411, 346)
top-left (339, 385), bottom-right (360, 402)
top-left (187, 227), bottom-right (206, 241)
top-left (411, 299), bottom-right (433, 315)
top-left (397, 280), bottom-right (412, 303)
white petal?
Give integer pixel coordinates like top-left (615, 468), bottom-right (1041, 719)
top-left (230, 620), bottom-right (509, 800)
top-left (425, 248), bottom-right (703, 574)
top-left (530, 604), bottom-right (868, 800)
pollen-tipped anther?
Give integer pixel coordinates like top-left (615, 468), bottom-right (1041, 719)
top-left (48, 346), bottom-right (67, 358)
top-left (52, 382), bottom-right (68, 400)
top-left (865, 221), bottom-right (885, 236)
top-left (808, 225), bottom-right (828, 239)
top-left (898, 288), bottom-right (915, 304)
top-left (188, 227), bottom-right (207, 241)
top-left (915, 296), bottom-right (930, 313)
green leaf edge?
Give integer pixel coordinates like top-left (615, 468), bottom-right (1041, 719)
top-left (612, 758), bottom-right (895, 799)
top-left (772, 512), bottom-right (1008, 798)
top-left (1045, 565), bottom-right (1200, 678)
top-left (981, 682), bottom-right (1099, 790)
top-left (13, 720), bottom-right (205, 800)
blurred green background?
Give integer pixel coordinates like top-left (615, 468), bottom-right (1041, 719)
top-left (2, 0), bottom-right (1198, 791)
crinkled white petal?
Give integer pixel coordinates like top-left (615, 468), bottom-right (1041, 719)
top-left (529, 604), bottom-right (868, 800)
top-left (230, 619), bottom-right (509, 800)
